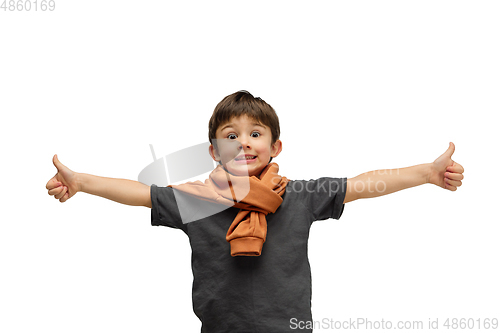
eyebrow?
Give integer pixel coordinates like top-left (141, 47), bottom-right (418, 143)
top-left (220, 122), bottom-right (266, 131)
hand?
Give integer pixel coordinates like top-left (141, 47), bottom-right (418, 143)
top-left (428, 142), bottom-right (464, 191)
top-left (46, 154), bottom-right (80, 202)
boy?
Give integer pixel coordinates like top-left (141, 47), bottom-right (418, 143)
top-left (46, 91), bottom-right (464, 332)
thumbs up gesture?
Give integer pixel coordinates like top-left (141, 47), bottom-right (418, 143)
top-left (46, 154), bottom-right (80, 202)
top-left (428, 142), bottom-right (464, 191)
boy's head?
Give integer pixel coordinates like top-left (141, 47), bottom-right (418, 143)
top-left (208, 91), bottom-right (282, 177)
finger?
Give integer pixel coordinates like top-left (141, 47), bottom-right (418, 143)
top-left (445, 182), bottom-right (457, 191)
top-left (48, 186), bottom-right (64, 196)
top-left (55, 186), bottom-right (67, 200)
top-left (445, 172), bottom-right (464, 181)
top-left (46, 177), bottom-right (62, 190)
top-left (447, 163), bottom-right (464, 174)
top-left (445, 179), bottom-right (462, 187)
top-left (60, 192), bottom-right (70, 203)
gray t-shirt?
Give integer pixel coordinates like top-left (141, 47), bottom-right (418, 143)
top-left (151, 177), bottom-right (347, 333)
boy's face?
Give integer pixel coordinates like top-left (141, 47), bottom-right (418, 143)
top-left (209, 115), bottom-right (282, 177)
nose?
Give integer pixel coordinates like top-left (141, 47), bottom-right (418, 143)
top-left (237, 136), bottom-right (251, 150)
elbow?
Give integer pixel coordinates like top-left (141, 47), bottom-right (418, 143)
top-left (142, 185), bottom-right (152, 208)
top-left (343, 190), bottom-right (358, 204)
top-left (343, 179), bottom-right (359, 203)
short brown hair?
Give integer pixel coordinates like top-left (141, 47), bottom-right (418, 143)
top-left (208, 90), bottom-right (280, 144)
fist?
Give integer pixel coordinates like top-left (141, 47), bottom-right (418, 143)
top-left (46, 154), bottom-right (80, 202)
top-left (429, 142), bottom-right (465, 191)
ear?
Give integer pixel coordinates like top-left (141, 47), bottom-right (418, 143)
top-left (270, 139), bottom-right (282, 158)
top-left (209, 144), bottom-right (221, 162)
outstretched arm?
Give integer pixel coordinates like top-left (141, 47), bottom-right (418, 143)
top-left (46, 154), bottom-right (152, 208)
top-left (77, 173), bottom-right (152, 208)
top-left (343, 143), bottom-right (464, 204)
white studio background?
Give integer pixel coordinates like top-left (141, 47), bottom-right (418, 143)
top-left (1, 1), bottom-right (498, 332)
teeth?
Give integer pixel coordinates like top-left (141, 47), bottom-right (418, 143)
top-left (236, 156), bottom-right (255, 160)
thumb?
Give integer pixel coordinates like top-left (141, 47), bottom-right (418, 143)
top-left (444, 142), bottom-right (455, 158)
top-left (53, 154), bottom-right (66, 171)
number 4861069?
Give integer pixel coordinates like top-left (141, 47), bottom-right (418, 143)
top-left (1, 0), bottom-right (56, 11)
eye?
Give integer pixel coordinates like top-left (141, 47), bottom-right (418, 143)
top-left (251, 132), bottom-right (260, 138)
top-left (227, 133), bottom-right (237, 140)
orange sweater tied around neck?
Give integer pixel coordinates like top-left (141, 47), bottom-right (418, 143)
top-left (169, 163), bottom-right (288, 256)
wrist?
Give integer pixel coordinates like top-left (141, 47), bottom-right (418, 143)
top-left (76, 172), bottom-right (85, 193)
top-left (423, 163), bottom-right (433, 184)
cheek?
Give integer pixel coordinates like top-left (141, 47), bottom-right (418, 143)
top-left (255, 146), bottom-right (271, 158)
top-left (216, 140), bottom-right (241, 161)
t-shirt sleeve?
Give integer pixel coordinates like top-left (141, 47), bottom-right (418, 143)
top-left (289, 177), bottom-right (347, 221)
top-left (150, 184), bottom-right (187, 233)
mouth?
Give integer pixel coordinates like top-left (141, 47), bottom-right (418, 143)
top-left (234, 154), bottom-right (257, 161)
